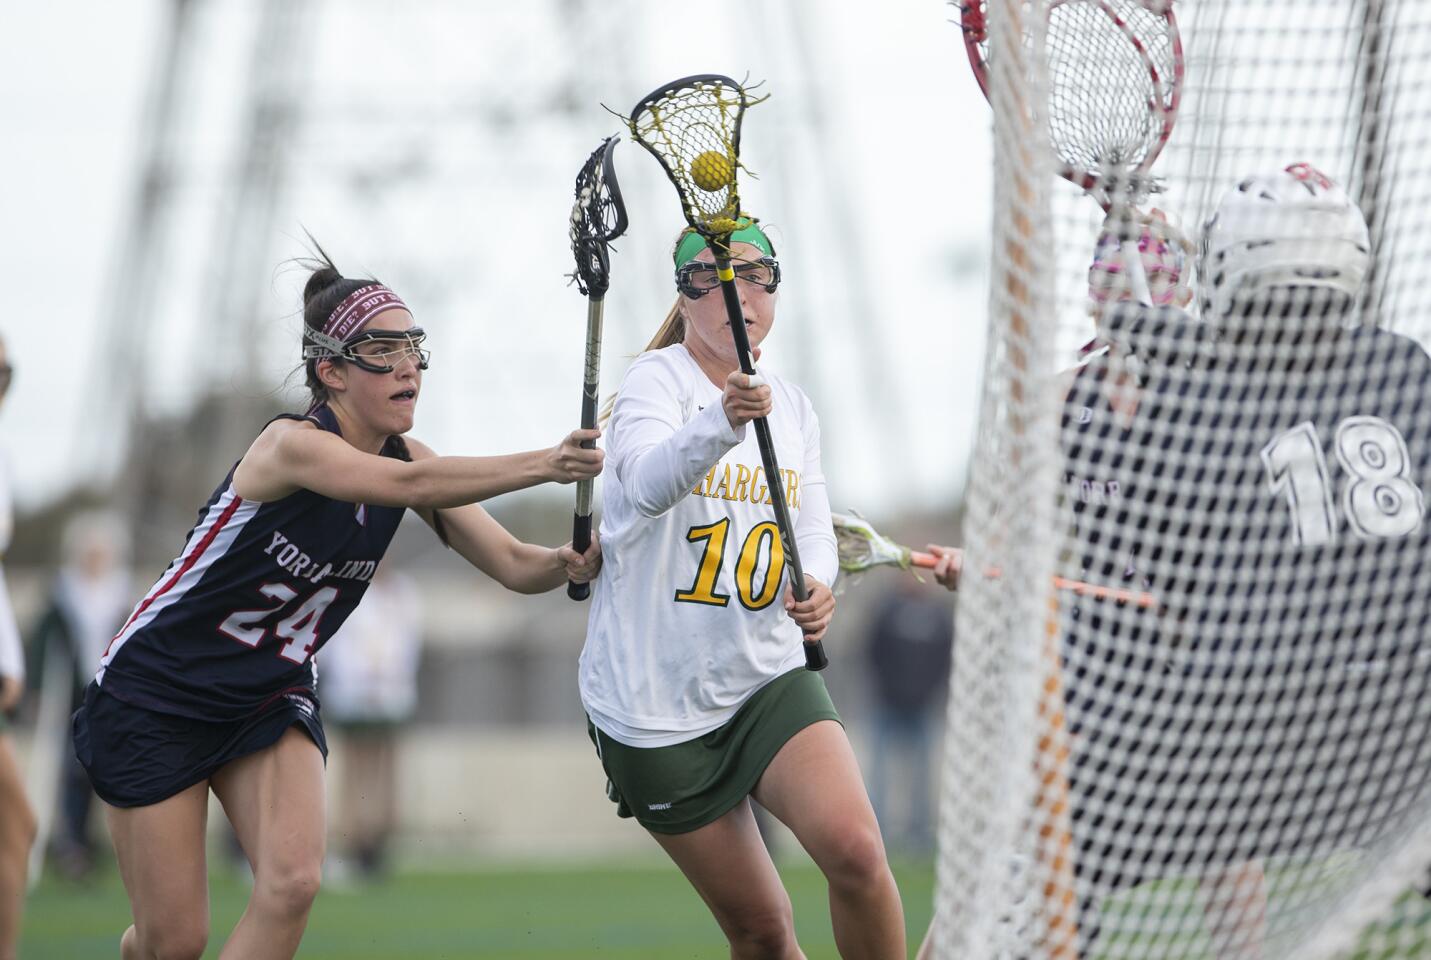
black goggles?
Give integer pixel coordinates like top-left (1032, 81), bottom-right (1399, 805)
top-left (675, 257), bottom-right (782, 299)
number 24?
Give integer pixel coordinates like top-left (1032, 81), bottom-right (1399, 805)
top-left (218, 584), bottom-right (339, 664)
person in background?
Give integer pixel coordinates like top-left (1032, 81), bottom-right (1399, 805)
top-left (28, 510), bottom-right (133, 881)
top-left (318, 563), bottom-right (422, 883)
top-left (862, 571), bottom-right (953, 854)
top-left (0, 337), bottom-right (35, 960)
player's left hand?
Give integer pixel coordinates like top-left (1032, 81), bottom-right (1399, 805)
top-left (558, 535), bottom-right (602, 584)
top-left (784, 575), bottom-right (835, 643)
top-left (0, 675), bottom-right (21, 715)
top-left (927, 544), bottom-right (964, 592)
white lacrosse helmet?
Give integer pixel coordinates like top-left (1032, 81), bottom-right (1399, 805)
top-left (1199, 163), bottom-right (1370, 320)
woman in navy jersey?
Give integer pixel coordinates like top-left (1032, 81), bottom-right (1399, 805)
top-left (72, 253), bottom-right (603, 960)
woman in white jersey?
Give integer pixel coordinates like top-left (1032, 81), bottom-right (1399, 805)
top-left (0, 339), bottom-right (34, 960)
top-left (580, 221), bottom-right (906, 958)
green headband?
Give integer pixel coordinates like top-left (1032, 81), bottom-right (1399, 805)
top-left (673, 224), bottom-right (776, 268)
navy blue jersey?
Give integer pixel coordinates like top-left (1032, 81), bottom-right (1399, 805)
top-left (1062, 322), bottom-right (1431, 880)
top-left (1063, 324), bottom-right (1431, 655)
top-left (1133, 325), bottom-right (1431, 665)
top-left (1059, 353), bottom-right (1163, 725)
top-left (1062, 354), bottom-right (1147, 589)
top-left (96, 406), bottom-right (408, 721)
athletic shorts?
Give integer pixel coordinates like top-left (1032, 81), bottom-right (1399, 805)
top-left (72, 681), bottom-right (328, 809)
top-left (588, 667), bottom-right (841, 835)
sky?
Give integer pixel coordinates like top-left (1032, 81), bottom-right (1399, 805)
top-left (0, 0), bottom-right (997, 519)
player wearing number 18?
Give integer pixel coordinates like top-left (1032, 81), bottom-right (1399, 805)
top-left (72, 250), bottom-right (604, 960)
top-left (579, 220), bottom-right (906, 957)
top-left (1072, 165), bottom-right (1431, 958)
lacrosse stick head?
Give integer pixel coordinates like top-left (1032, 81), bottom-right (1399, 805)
top-left (962, 0), bottom-right (1184, 209)
top-left (627, 74), bottom-right (766, 243)
top-left (832, 512), bottom-right (915, 573)
top-left (569, 135), bottom-right (629, 298)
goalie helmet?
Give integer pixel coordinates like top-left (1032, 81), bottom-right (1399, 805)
top-left (1199, 163), bottom-right (1370, 322)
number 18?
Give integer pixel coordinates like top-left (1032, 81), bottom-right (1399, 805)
top-left (1261, 416), bottom-right (1425, 546)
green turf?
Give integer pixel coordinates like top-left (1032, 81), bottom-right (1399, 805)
top-left (1089, 869), bottom-right (1431, 960)
top-left (19, 856), bottom-right (935, 959)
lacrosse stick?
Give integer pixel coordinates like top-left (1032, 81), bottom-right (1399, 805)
top-left (832, 512), bottom-right (1158, 609)
top-left (565, 135), bottom-right (628, 601)
top-left (963, 0), bottom-right (1186, 306)
top-left (627, 75), bottom-right (826, 672)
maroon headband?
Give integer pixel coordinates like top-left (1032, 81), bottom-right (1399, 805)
top-left (324, 284), bottom-right (409, 342)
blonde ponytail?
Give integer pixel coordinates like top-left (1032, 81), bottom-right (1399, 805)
top-left (600, 230), bottom-right (703, 424)
top-left (600, 296), bottom-right (688, 425)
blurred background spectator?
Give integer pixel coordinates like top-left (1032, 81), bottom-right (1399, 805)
top-left (862, 572), bottom-right (954, 854)
top-left (26, 511), bottom-right (132, 882)
top-left (319, 564), bottom-right (423, 884)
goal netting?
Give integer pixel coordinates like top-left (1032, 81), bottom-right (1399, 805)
top-left (932, 2), bottom-right (1431, 958)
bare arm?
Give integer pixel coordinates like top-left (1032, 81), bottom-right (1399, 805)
top-left (232, 419), bottom-right (602, 508)
top-left (406, 439), bottom-right (602, 594)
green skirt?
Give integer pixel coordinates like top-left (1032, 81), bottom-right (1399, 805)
top-left (588, 667), bottom-right (841, 835)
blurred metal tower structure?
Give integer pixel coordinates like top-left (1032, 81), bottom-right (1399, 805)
top-left (86, 0), bottom-right (916, 553)
top-left (747, 0), bottom-right (914, 502)
top-left (202, 0), bottom-right (316, 451)
top-left (85, 0), bottom-right (198, 496)
top-left (103, 0), bottom-right (316, 554)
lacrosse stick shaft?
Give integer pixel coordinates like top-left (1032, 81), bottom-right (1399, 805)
top-left (567, 295), bottom-right (605, 601)
top-left (716, 254), bottom-right (826, 671)
top-left (906, 550), bottom-right (1158, 609)
top-left (1108, 205), bottom-right (1155, 307)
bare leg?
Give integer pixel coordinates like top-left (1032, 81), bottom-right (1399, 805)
top-left (651, 799), bottom-right (806, 960)
top-left (105, 780), bottom-right (212, 960)
top-left (0, 736), bottom-right (36, 960)
top-left (211, 727), bottom-right (326, 960)
top-left (1199, 860), bottom-right (1267, 960)
top-left (754, 721), bottom-right (906, 960)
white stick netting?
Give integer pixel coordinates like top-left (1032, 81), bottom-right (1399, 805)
top-left (934, 2), bottom-right (1431, 959)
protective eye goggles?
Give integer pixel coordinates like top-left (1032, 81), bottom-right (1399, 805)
top-left (675, 257), bottom-right (782, 299)
top-left (303, 327), bottom-right (431, 374)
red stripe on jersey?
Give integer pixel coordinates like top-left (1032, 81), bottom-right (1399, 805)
top-left (103, 493), bottom-right (246, 660)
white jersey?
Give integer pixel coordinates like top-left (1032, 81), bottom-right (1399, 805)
top-left (580, 343), bottom-right (838, 747)
top-left (0, 457), bottom-right (22, 684)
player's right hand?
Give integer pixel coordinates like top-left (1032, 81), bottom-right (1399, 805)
top-left (547, 429), bottom-right (604, 483)
top-left (722, 369), bottom-right (772, 429)
top-left (927, 544), bottom-right (964, 592)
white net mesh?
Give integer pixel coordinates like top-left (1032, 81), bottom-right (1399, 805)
top-left (934, 2), bottom-right (1431, 959)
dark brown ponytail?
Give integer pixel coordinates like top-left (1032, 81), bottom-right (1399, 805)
top-left (300, 240), bottom-right (381, 408)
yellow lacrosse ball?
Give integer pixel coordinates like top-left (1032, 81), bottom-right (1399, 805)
top-left (690, 151), bottom-right (733, 192)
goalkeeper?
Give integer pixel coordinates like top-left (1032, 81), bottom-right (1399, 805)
top-left (1060, 164), bottom-right (1431, 959)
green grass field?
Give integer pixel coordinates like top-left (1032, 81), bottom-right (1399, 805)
top-left (24, 855), bottom-right (1431, 958)
top-left (20, 856), bottom-right (935, 959)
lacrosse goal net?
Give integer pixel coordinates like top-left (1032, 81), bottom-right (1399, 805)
top-left (932, 2), bottom-right (1431, 958)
